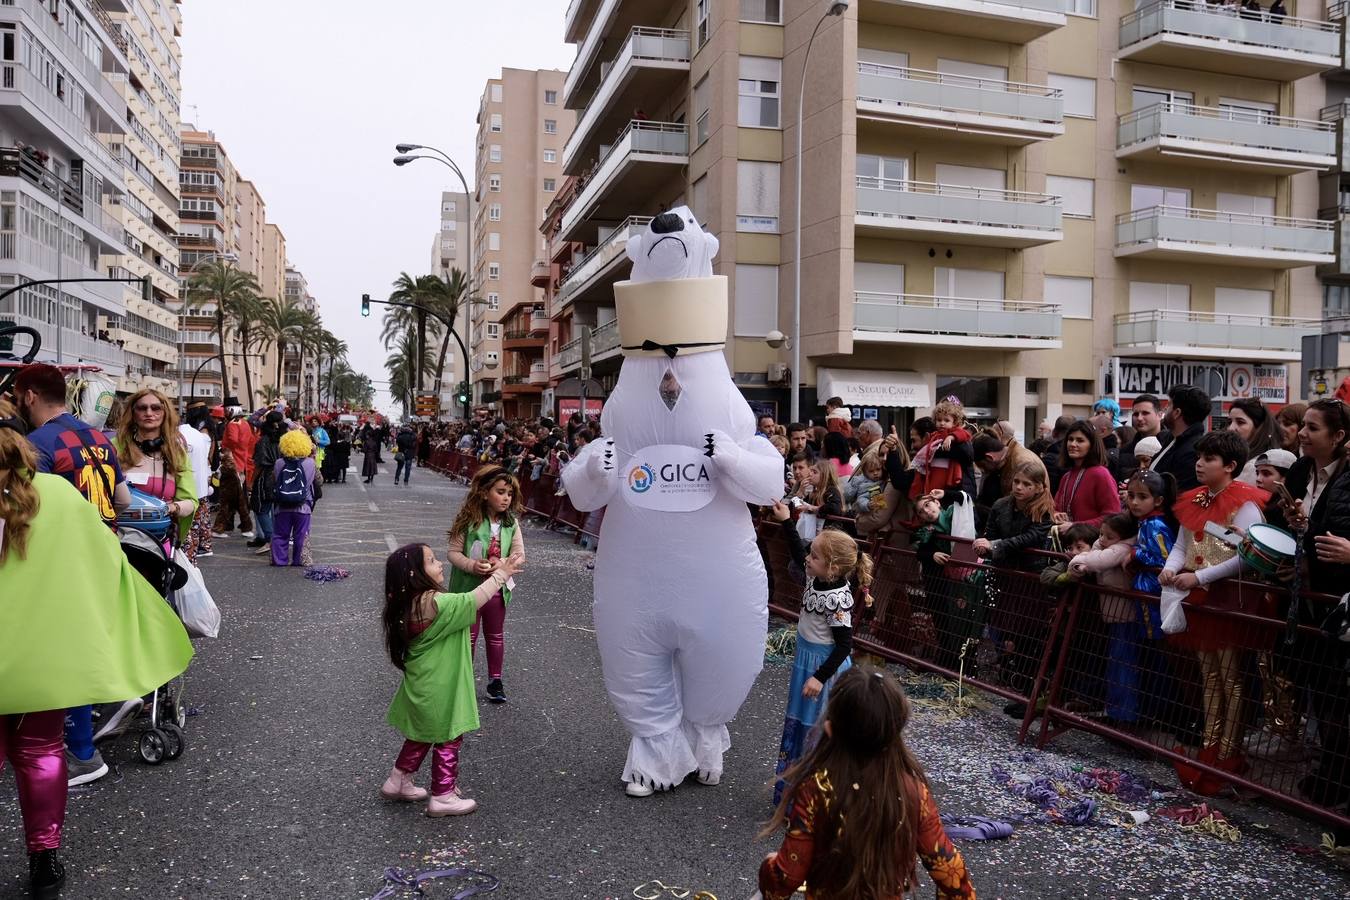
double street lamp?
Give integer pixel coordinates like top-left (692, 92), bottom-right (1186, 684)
top-left (392, 143), bottom-right (476, 408)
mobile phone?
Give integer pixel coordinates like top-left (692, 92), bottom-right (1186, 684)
top-left (1272, 483), bottom-right (1295, 508)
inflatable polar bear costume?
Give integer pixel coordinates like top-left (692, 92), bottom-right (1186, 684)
top-left (562, 208), bottom-right (785, 795)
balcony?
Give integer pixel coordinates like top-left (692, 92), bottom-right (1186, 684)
top-left (564, 0), bottom-right (602, 44)
top-left (502, 329), bottom-right (546, 351)
top-left (1115, 206), bottom-right (1334, 268)
top-left (530, 260), bottom-right (551, 288)
top-left (1318, 219), bottom-right (1350, 279)
top-left (1118, 1), bottom-right (1340, 81)
top-left (501, 374), bottom-right (543, 395)
top-left (563, 28), bottom-right (691, 174)
top-left (853, 292), bottom-right (1062, 349)
top-left (1320, 102), bottom-right (1350, 172)
top-left (1116, 102), bottom-right (1335, 174)
top-left (1, 314), bottom-right (125, 370)
top-left (559, 122), bottom-right (688, 243)
top-left (557, 216), bottom-right (650, 311)
top-left (855, 62), bottom-right (1063, 145)
top-left (855, 177), bottom-right (1062, 248)
top-left (530, 310), bottom-right (550, 335)
top-left (556, 317), bottom-right (622, 372)
top-left (529, 362), bottom-right (548, 385)
top-left (176, 232), bottom-right (225, 252)
top-left (563, 0), bottom-right (683, 107)
top-left (1113, 309), bottom-right (1320, 362)
top-left (0, 148), bottom-right (123, 251)
top-left (181, 153), bottom-right (221, 171)
top-left (859, 0), bottom-right (1068, 44)
top-left (0, 0), bottom-right (127, 118)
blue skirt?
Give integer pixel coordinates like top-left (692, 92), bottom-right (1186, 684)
top-left (774, 635), bottom-right (851, 805)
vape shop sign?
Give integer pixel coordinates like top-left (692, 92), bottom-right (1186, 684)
top-left (1111, 359), bottom-right (1289, 403)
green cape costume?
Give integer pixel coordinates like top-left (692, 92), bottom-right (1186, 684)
top-left (386, 591), bottom-right (480, 744)
top-left (0, 474), bottom-right (195, 715)
top-left (447, 516), bottom-right (516, 605)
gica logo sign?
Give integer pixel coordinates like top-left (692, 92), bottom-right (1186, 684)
top-left (628, 464), bottom-right (656, 494)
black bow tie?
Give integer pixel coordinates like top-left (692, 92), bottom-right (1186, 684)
top-left (624, 339), bottom-right (722, 359)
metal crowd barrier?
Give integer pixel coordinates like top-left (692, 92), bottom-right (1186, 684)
top-left (424, 451), bottom-right (1350, 831)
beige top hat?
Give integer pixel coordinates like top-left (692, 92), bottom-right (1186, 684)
top-left (614, 207), bottom-right (728, 359)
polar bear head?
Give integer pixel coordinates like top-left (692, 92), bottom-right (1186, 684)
top-left (625, 206), bottom-right (719, 283)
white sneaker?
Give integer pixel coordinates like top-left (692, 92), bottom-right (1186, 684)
top-left (197, 550), bottom-right (213, 558)
top-left (211, 531), bottom-right (228, 538)
top-left (240, 531), bottom-right (256, 539)
top-left (254, 544), bottom-right (271, 555)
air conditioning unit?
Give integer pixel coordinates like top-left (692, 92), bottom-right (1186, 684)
top-left (767, 362), bottom-right (788, 384)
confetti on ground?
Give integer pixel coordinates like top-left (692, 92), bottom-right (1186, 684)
top-left (303, 564), bottom-right (351, 582)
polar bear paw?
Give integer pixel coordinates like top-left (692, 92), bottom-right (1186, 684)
top-left (624, 773), bottom-right (672, 798)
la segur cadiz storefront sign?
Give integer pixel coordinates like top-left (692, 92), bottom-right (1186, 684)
top-left (817, 368), bottom-right (931, 408)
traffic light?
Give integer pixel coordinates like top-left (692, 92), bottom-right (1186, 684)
top-left (141, 276), bottom-right (154, 302)
top-left (361, 294), bottom-right (371, 317)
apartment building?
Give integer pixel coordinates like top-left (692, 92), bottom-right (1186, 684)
top-left (106, 0), bottom-right (182, 396)
top-left (281, 264), bottom-right (318, 410)
top-left (554, 0), bottom-right (1332, 433)
top-left (0, 0), bottom-right (177, 396)
top-left (428, 189), bottom-right (471, 408)
top-left (472, 67), bottom-right (573, 417)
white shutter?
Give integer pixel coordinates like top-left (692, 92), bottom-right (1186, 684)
top-left (1044, 276), bottom-right (1093, 319)
top-left (934, 164), bottom-right (1005, 190)
top-left (854, 262), bottom-right (904, 295)
top-left (737, 161), bottom-right (781, 232)
top-left (1214, 287), bottom-right (1272, 319)
top-left (734, 264), bottom-right (779, 337)
top-left (1216, 193), bottom-right (1275, 217)
top-left (937, 58), bottom-right (1008, 82)
top-left (1046, 176), bottom-right (1093, 217)
top-left (1129, 281), bottom-right (1190, 313)
top-left (1049, 74), bottom-right (1096, 118)
top-left (859, 48), bottom-right (908, 67)
top-left (1131, 184), bottom-right (1190, 211)
top-left (936, 267), bottom-right (1004, 299)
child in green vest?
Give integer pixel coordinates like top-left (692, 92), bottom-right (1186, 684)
top-left (448, 466), bottom-right (526, 703)
top-left (381, 542), bottom-right (524, 816)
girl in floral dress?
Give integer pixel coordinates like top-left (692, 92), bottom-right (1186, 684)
top-left (759, 666), bottom-right (975, 900)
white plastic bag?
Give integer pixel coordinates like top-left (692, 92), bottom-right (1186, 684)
top-left (173, 549), bottom-right (220, 639)
top-left (950, 492), bottom-right (976, 541)
top-left (1160, 584), bottom-right (1188, 635)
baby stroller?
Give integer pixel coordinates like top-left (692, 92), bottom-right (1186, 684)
top-left (113, 489), bottom-right (192, 765)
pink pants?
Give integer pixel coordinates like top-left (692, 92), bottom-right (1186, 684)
top-left (395, 737), bottom-right (463, 796)
top-left (0, 710), bottom-right (66, 852)
top-left (470, 591), bottom-right (506, 680)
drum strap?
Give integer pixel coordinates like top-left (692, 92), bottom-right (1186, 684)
top-left (1282, 536), bottom-right (1305, 647)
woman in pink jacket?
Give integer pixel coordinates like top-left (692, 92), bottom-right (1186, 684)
top-left (1052, 421), bottom-right (1121, 528)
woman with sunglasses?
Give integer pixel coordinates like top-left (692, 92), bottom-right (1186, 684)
top-left (112, 389), bottom-right (198, 546)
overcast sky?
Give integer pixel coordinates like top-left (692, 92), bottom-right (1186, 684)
top-left (180, 0), bottom-right (573, 412)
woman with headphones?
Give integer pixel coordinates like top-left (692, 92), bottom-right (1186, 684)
top-left (112, 389), bottom-right (198, 546)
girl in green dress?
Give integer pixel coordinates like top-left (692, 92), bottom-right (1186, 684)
top-left (381, 542), bottom-right (524, 817)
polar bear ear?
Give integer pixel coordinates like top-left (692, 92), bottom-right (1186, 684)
top-left (626, 233), bottom-right (644, 266)
top-left (702, 227), bottom-right (720, 262)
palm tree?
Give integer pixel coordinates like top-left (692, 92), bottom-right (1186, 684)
top-left (222, 290), bottom-right (265, 405)
top-left (385, 328), bottom-right (433, 417)
top-left (185, 260), bottom-right (261, 400)
top-left (426, 268), bottom-right (478, 395)
top-left (258, 296), bottom-right (308, 399)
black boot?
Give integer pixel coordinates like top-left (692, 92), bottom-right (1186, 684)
top-left (29, 849), bottom-right (65, 899)
top-left (486, 679), bottom-right (507, 704)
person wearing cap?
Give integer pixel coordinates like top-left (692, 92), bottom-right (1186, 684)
top-left (1252, 448), bottom-right (1296, 497)
top-left (1132, 435), bottom-right (1162, 475)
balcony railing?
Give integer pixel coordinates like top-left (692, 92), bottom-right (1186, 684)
top-left (854, 292), bottom-right (1062, 345)
top-left (556, 318), bottom-right (621, 371)
top-left (564, 0), bottom-right (621, 104)
top-left (564, 27), bottom-right (691, 170)
top-left (863, 0), bottom-right (1069, 42)
top-left (855, 61), bottom-right (1062, 141)
top-left (529, 311), bottom-right (550, 331)
top-left (2, 0), bottom-right (124, 113)
top-left (1114, 309), bottom-right (1320, 356)
top-left (1120, 1), bottom-right (1340, 75)
top-left (559, 122), bottom-right (688, 239)
top-left (558, 215), bottom-right (651, 307)
top-left (1115, 205), bottom-right (1334, 262)
top-left (0, 63), bottom-right (89, 148)
top-left (855, 176), bottom-right (1062, 242)
top-left (1117, 101), bottom-right (1335, 169)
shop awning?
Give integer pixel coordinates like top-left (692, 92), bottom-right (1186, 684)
top-left (817, 368), bottom-right (930, 408)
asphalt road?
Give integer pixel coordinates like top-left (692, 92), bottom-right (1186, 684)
top-left (3, 462), bottom-right (1348, 899)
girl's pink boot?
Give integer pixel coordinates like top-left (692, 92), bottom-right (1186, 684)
top-left (380, 767), bottom-right (428, 802)
top-left (426, 791), bottom-right (477, 817)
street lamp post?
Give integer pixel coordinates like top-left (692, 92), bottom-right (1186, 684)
top-left (791, 0), bottom-right (849, 424)
top-left (362, 294), bottom-right (473, 422)
top-left (393, 144), bottom-right (475, 403)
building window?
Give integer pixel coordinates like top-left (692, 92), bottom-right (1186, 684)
top-left (489, 203), bottom-right (502, 221)
top-left (737, 160), bottom-right (780, 232)
top-left (543, 178), bottom-right (556, 192)
top-left (739, 57), bottom-right (782, 128)
top-left (441, 239), bottom-right (456, 251)
top-left (488, 263), bottom-right (500, 280)
top-left (1046, 176), bottom-right (1093, 218)
top-left (490, 84), bottom-right (503, 103)
top-left (490, 113), bottom-right (503, 132)
top-left (544, 149), bottom-right (557, 163)
top-left (488, 232), bottom-right (501, 251)
top-left (443, 201), bottom-right (457, 213)
top-left (544, 89), bottom-right (557, 105)
top-left (740, 0), bottom-right (781, 23)
top-left (694, 74), bottom-right (711, 145)
top-left (487, 293), bottom-right (500, 310)
top-left (544, 119), bottom-right (558, 134)
top-left (734, 264), bottom-right (779, 337)
top-left (442, 220), bottom-right (457, 232)
top-left (1066, 0), bottom-right (1096, 15)
top-left (696, 0), bottom-right (711, 48)
top-left (487, 323), bottom-right (500, 339)
top-left (691, 174), bottom-right (709, 224)
top-left (489, 145), bottom-right (502, 162)
top-left (1215, 287), bottom-right (1272, 319)
top-left (489, 175), bottom-right (502, 192)
top-left (486, 352), bottom-right (499, 365)
top-left (1048, 73), bottom-right (1095, 118)
top-left (1044, 275), bottom-right (1093, 320)
top-left (1128, 281), bottom-right (1190, 313)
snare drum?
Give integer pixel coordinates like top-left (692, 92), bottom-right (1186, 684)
top-left (1238, 523), bottom-right (1297, 577)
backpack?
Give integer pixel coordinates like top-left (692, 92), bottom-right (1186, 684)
top-left (275, 458), bottom-right (307, 507)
